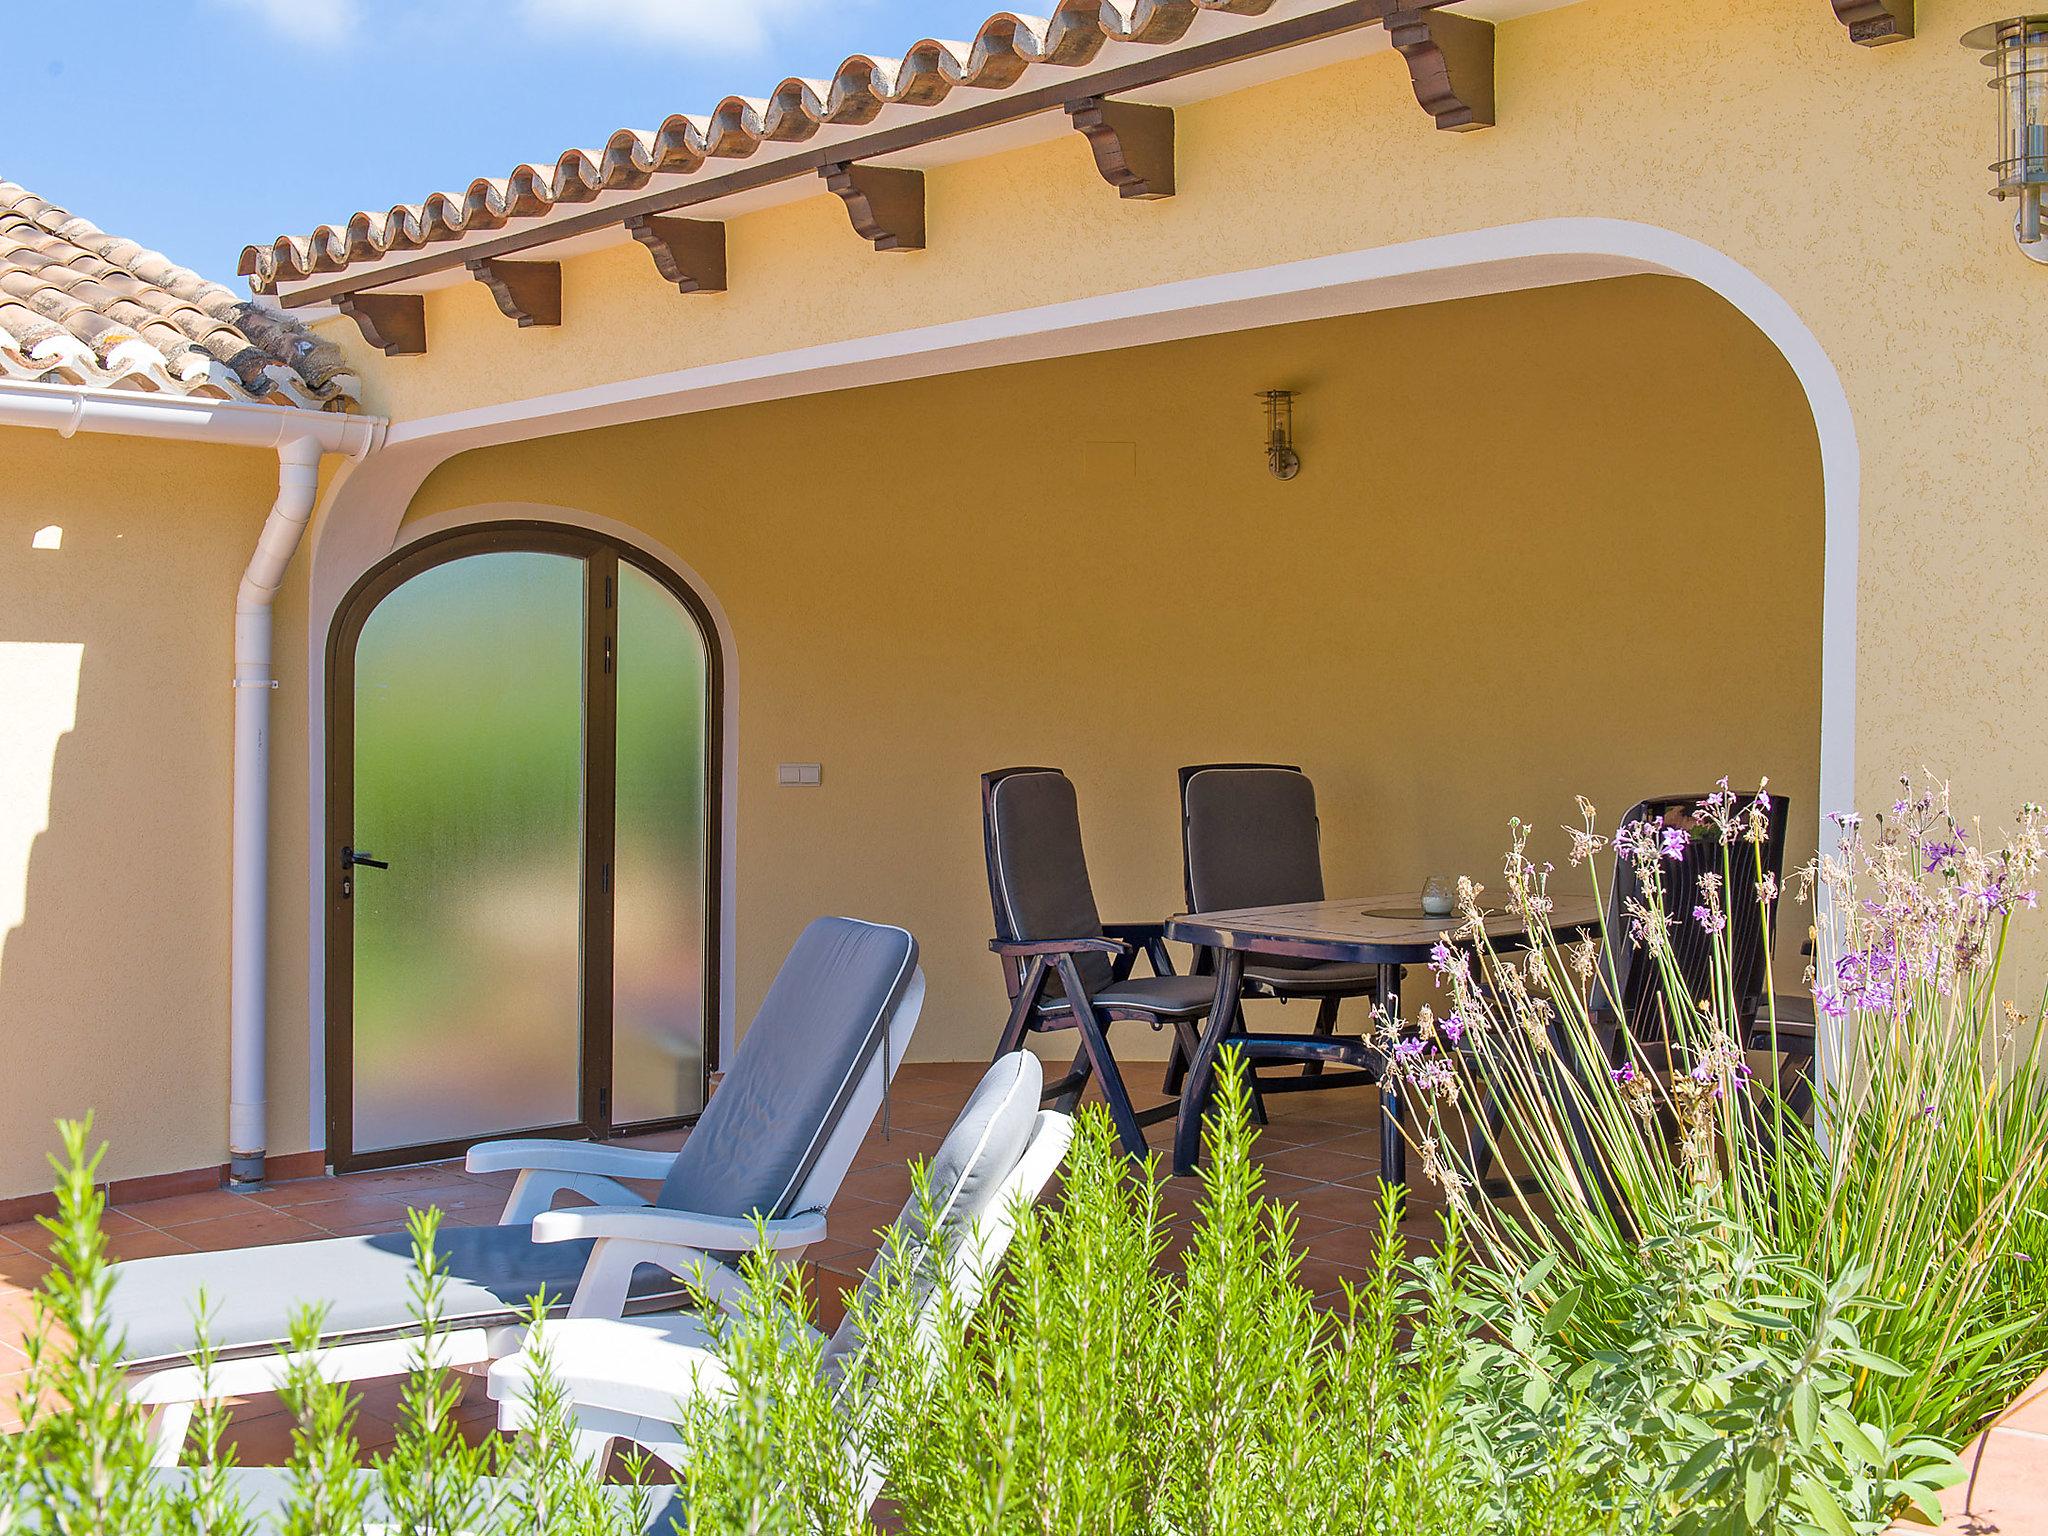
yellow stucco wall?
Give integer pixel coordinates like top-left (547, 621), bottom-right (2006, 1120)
top-left (400, 275), bottom-right (1823, 1061)
top-left (0, 428), bottom-right (315, 1195)
top-left (315, 0), bottom-right (2047, 847)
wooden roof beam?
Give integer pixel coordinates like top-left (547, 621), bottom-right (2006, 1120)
top-left (626, 214), bottom-right (728, 293)
top-left (1066, 97), bottom-right (1175, 199)
top-left (1832, 0), bottom-right (1913, 45)
top-left (337, 292), bottom-right (426, 356)
top-left (466, 257), bottom-right (561, 326)
top-left (822, 163), bottom-right (925, 251)
top-left (1386, 7), bottom-right (1495, 131)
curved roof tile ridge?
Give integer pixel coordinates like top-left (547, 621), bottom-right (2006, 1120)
top-left (0, 179), bottom-right (358, 410)
top-left (241, 0), bottom-right (1280, 291)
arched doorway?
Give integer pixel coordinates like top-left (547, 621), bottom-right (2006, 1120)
top-left (325, 522), bottom-right (722, 1170)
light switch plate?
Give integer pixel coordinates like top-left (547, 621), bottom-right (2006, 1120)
top-left (777, 762), bottom-right (822, 787)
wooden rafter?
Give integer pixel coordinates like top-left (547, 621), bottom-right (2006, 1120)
top-left (1385, 7), bottom-right (1495, 131)
top-left (1832, 0), bottom-right (1913, 45)
top-left (821, 163), bottom-right (925, 251)
top-left (336, 292), bottom-right (426, 356)
top-left (1066, 97), bottom-right (1176, 199)
top-left (625, 214), bottom-right (728, 292)
top-left (465, 257), bottom-right (561, 326)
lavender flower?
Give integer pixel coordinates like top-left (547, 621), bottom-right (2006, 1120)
top-left (1661, 825), bottom-right (1690, 860)
top-left (1693, 903), bottom-right (1727, 936)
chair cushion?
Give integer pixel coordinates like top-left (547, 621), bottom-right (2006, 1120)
top-left (1183, 767), bottom-right (1325, 913)
top-left (110, 1223), bottom-right (689, 1368)
top-left (659, 916), bottom-right (917, 1216)
top-left (1245, 960), bottom-right (1380, 998)
top-left (1089, 973), bottom-right (1215, 1020)
top-left (822, 1051), bottom-right (1043, 1368)
top-left (986, 770), bottom-right (1115, 994)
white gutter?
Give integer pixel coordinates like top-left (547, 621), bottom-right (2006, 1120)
top-left (0, 380), bottom-right (384, 1185)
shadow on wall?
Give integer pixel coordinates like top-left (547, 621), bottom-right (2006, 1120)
top-left (0, 431), bottom-right (275, 1198)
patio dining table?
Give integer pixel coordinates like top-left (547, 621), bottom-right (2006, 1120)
top-left (1164, 893), bottom-right (1603, 1182)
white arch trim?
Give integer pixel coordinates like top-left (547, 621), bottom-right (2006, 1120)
top-left (303, 215), bottom-right (1857, 1149)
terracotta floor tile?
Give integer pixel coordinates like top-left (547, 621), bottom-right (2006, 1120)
top-left (1994, 1369), bottom-right (2048, 1435)
top-left (1930, 1423), bottom-right (2048, 1532)
top-left (118, 1190), bottom-right (270, 1230)
top-left (168, 1210), bottom-right (336, 1253)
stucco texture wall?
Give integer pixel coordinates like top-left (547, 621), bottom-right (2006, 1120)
top-left (400, 275), bottom-right (1823, 1062)
top-left (313, 0), bottom-right (2040, 845)
top-left (0, 428), bottom-right (315, 1196)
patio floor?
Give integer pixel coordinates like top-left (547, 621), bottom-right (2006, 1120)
top-left (0, 1061), bottom-right (1440, 1464)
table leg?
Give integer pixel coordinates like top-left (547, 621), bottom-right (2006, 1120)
top-left (1174, 946), bottom-right (1243, 1177)
top-left (1377, 961), bottom-right (1407, 1198)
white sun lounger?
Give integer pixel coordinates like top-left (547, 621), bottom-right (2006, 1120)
top-left (487, 1051), bottom-right (1070, 1494)
top-left (110, 916), bottom-right (925, 1466)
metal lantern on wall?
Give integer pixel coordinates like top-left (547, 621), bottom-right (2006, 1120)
top-left (1964, 15), bottom-right (2048, 260)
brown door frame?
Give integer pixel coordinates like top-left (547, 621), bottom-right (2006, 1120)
top-left (325, 520), bottom-right (724, 1172)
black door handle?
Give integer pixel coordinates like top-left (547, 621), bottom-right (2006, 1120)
top-left (342, 846), bottom-right (389, 871)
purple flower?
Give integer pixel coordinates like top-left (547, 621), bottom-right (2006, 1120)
top-left (1660, 825), bottom-right (1690, 861)
top-left (1756, 790), bottom-right (1773, 814)
top-left (1612, 1062), bottom-right (1637, 1085)
top-left (1428, 940), bottom-right (1454, 973)
top-left (1814, 986), bottom-right (1847, 1021)
top-left (1925, 841), bottom-right (1960, 872)
top-left (1693, 904), bottom-right (1727, 936)
top-left (1442, 1013), bottom-right (1466, 1045)
top-left (1394, 1038), bottom-right (1427, 1061)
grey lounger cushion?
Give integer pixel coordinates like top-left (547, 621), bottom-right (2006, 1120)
top-left (657, 916), bottom-right (917, 1215)
top-left (111, 916), bottom-right (919, 1368)
top-left (111, 1225), bottom-right (689, 1368)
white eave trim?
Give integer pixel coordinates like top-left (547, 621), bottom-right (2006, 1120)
top-left (0, 378), bottom-right (385, 456)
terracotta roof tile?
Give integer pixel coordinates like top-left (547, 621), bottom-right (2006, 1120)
top-left (242, 0), bottom-right (1279, 291)
top-left (0, 180), bottom-right (357, 410)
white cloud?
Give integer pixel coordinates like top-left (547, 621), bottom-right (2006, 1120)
top-left (515, 0), bottom-right (834, 54)
top-left (210, 0), bottom-right (361, 48)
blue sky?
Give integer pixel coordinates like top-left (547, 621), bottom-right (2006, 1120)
top-left (3, 1), bottom-right (1007, 287)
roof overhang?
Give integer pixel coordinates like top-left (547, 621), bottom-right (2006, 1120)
top-left (264, 0), bottom-right (1577, 347)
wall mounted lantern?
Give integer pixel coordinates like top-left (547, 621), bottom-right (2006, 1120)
top-left (1257, 389), bottom-right (1301, 480)
top-left (1964, 15), bottom-right (2048, 263)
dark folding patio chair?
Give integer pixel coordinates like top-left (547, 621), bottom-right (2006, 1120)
top-left (1177, 764), bottom-right (1380, 1086)
top-left (982, 766), bottom-right (1217, 1156)
top-left (1469, 790), bottom-right (1798, 1197)
top-left (1591, 791), bottom-right (1792, 1052)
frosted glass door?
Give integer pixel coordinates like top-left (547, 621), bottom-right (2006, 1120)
top-left (611, 562), bottom-right (711, 1124)
top-left (350, 551), bottom-right (586, 1155)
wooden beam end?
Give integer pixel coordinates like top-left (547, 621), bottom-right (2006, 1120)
top-left (1387, 8), bottom-right (1496, 132)
top-left (466, 257), bottom-right (561, 327)
top-left (1067, 97), bottom-right (1176, 200)
top-left (1833, 0), bottom-right (1914, 45)
top-left (336, 292), bottom-right (426, 356)
top-left (626, 214), bottom-right (728, 293)
top-left (822, 162), bottom-right (926, 252)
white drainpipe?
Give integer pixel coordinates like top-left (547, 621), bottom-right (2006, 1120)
top-left (227, 437), bottom-right (323, 1183)
top-left (0, 380), bottom-right (384, 1185)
